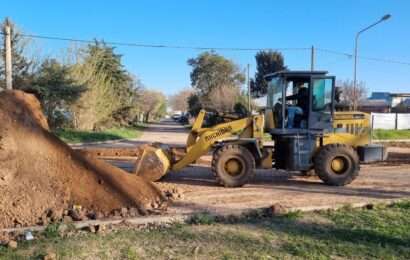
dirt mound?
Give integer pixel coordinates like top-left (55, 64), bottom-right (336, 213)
top-left (0, 90), bottom-right (165, 229)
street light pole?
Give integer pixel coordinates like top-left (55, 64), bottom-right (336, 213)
top-left (353, 14), bottom-right (391, 110)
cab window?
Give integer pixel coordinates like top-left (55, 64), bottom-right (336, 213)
top-left (312, 78), bottom-right (333, 112)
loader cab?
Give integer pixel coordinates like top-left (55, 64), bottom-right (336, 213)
top-left (265, 70), bottom-right (336, 132)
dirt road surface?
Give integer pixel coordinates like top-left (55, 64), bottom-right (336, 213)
top-left (81, 119), bottom-right (410, 215)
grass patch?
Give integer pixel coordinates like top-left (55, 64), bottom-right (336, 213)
top-left (2, 201), bottom-right (409, 259)
top-left (188, 212), bottom-right (216, 225)
top-left (54, 126), bottom-right (144, 144)
top-left (373, 129), bottom-right (410, 140)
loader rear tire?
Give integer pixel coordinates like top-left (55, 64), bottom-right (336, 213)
top-left (212, 145), bottom-right (255, 187)
top-left (314, 144), bottom-right (359, 186)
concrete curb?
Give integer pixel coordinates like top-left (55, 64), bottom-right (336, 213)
top-left (2, 198), bottom-right (406, 234)
top-left (1, 214), bottom-right (190, 233)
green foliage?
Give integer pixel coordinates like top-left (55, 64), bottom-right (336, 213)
top-left (188, 51), bottom-right (245, 113)
top-left (54, 127), bottom-right (142, 144)
top-left (373, 129), bottom-right (410, 140)
top-left (188, 212), bottom-right (216, 225)
top-left (44, 223), bottom-right (60, 238)
top-left (29, 59), bottom-right (83, 129)
top-left (233, 102), bottom-right (249, 117)
top-left (70, 41), bottom-right (138, 130)
top-left (251, 50), bottom-right (286, 97)
top-left (188, 51), bottom-right (245, 96)
top-left (138, 89), bottom-right (166, 122)
top-left (187, 93), bottom-right (202, 116)
top-left (281, 210), bottom-right (303, 220)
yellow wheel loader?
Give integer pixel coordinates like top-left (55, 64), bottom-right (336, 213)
top-left (135, 70), bottom-right (385, 187)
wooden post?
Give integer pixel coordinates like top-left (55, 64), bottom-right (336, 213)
top-left (4, 19), bottom-right (12, 90)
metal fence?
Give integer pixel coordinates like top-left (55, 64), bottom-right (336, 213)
top-left (371, 113), bottom-right (410, 130)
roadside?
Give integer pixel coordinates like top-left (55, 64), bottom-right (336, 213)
top-left (373, 129), bottom-right (410, 140)
top-left (1, 200), bottom-right (409, 259)
top-left (55, 126), bottom-right (144, 144)
top-left (71, 119), bottom-right (188, 149)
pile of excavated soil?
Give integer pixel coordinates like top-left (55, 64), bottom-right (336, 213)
top-left (0, 90), bottom-right (165, 229)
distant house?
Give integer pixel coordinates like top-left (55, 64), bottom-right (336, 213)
top-left (368, 92), bottom-right (410, 113)
top-left (336, 92), bottom-right (410, 113)
top-left (369, 92), bottom-right (391, 102)
top-left (393, 98), bottom-right (410, 113)
top-left (391, 93), bottom-right (410, 106)
top-left (357, 99), bottom-right (390, 113)
top-left (336, 99), bottom-right (390, 113)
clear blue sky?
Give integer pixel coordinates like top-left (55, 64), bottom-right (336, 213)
top-left (2, 0), bottom-right (409, 95)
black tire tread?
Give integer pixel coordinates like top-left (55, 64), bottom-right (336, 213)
top-left (314, 143), bottom-right (359, 186)
top-left (211, 144), bottom-right (255, 187)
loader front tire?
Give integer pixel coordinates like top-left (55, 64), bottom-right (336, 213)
top-left (314, 144), bottom-right (359, 186)
top-left (212, 145), bottom-right (255, 187)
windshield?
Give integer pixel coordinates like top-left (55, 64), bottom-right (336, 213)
top-left (267, 78), bottom-right (283, 108)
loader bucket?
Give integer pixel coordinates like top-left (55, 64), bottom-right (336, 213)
top-left (134, 144), bottom-right (171, 182)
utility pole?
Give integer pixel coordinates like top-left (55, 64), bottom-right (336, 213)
top-left (4, 18), bottom-right (12, 90)
top-left (310, 45), bottom-right (315, 71)
top-left (247, 63), bottom-right (251, 114)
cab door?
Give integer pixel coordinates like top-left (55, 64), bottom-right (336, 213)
top-left (309, 76), bottom-right (335, 131)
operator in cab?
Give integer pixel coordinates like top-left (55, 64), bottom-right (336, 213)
top-left (285, 84), bottom-right (308, 128)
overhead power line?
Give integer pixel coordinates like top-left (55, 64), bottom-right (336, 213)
top-left (316, 48), bottom-right (410, 66)
top-left (359, 56), bottom-right (410, 66)
top-left (1, 31), bottom-right (409, 66)
top-left (316, 48), bottom-right (352, 58)
top-left (0, 32), bottom-right (308, 52)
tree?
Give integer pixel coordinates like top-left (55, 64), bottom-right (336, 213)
top-left (0, 18), bottom-right (36, 90)
top-left (169, 88), bottom-right (194, 112)
top-left (207, 85), bottom-right (241, 112)
top-left (110, 75), bottom-right (144, 126)
top-left (29, 59), bottom-right (83, 128)
top-left (187, 51), bottom-right (245, 113)
top-left (337, 79), bottom-right (368, 111)
top-left (188, 51), bottom-right (245, 95)
top-left (70, 41), bottom-right (136, 130)
top-left (251, 50), bottom-right (286, 97)
top-left (187, 93), bottom-right (202, 116)
top-left (139, 89), bottom-right (166, 122)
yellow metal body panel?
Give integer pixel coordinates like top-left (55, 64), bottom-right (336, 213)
top-left (323, 111), bottom-right (371, 147)
top-left (260, 147), bottom-right (273, 169)
top-left (172, 110), bottom-right (264, 171)
top-left (264, 109), bottom-right (275, 130)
